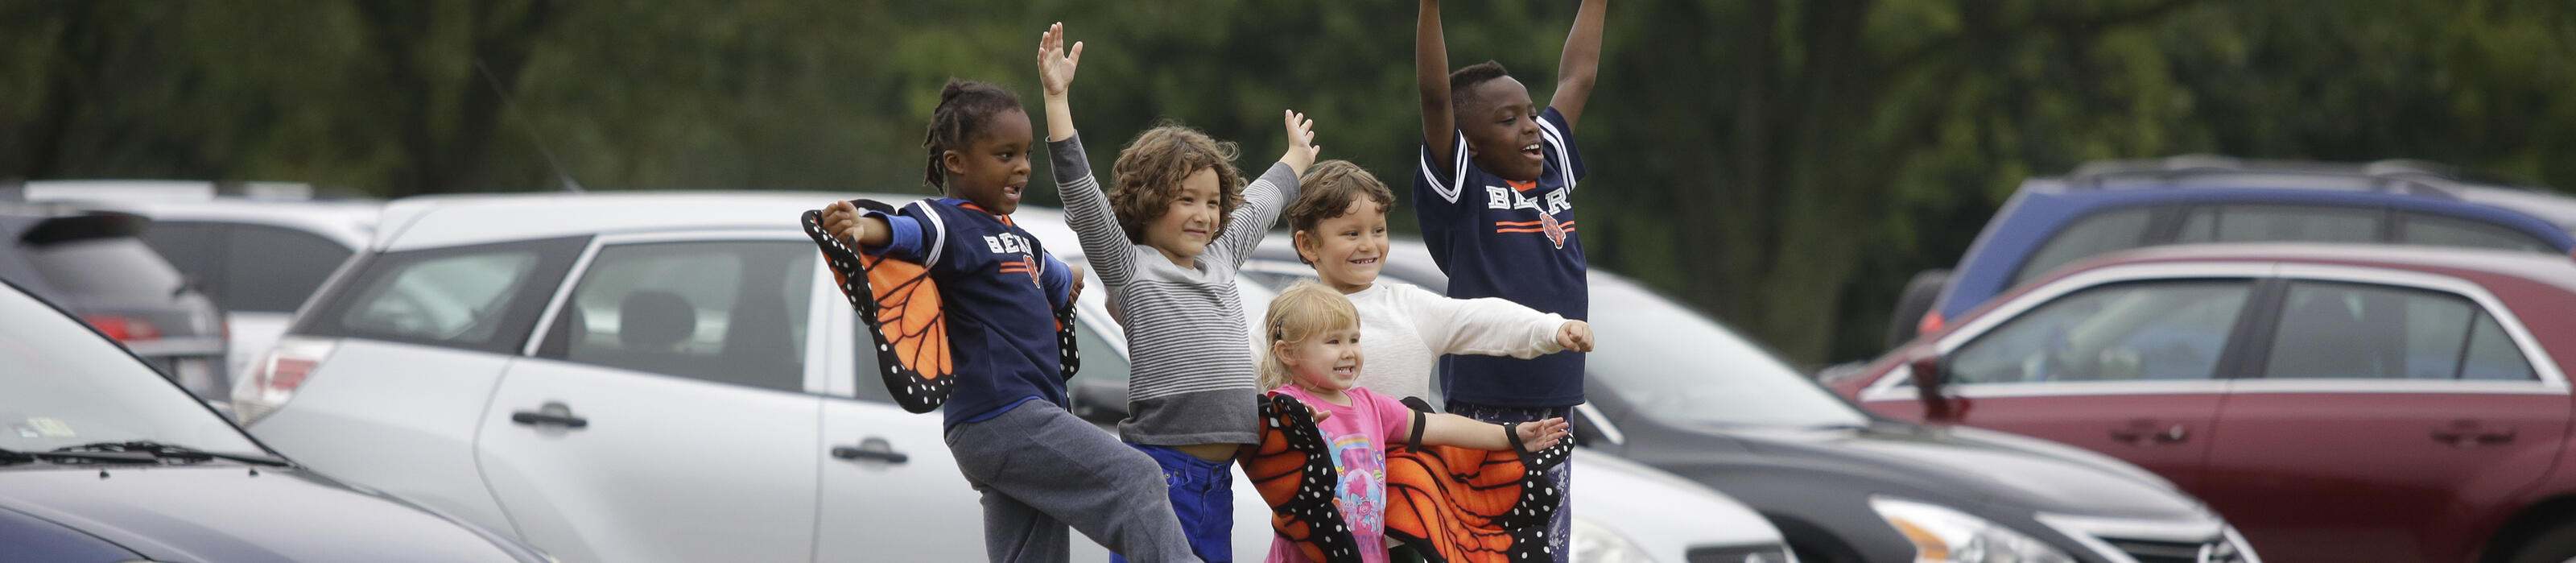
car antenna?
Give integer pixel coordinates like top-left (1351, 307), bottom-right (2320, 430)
top-left (475, 57), bottom-right (585, 193)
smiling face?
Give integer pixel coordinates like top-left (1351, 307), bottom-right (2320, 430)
top-left (1295, 199), bottom-right (1390, 292)
top-left (940, 108), bottom-right (1034, 214)
top-left (1280, 325), bottom-right (1364, 392)
top-left (1142, 168), bottom-right (1223, 266)
top-left (1458, 77), bottom-right (1546, 182)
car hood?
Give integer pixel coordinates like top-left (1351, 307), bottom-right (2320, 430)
top-left (1717, 421), bottom-right (2209, 520)
top-left (1570, 449), bottom-right (1783, 555)
top-left (0, 465), bottom-right (531, 562)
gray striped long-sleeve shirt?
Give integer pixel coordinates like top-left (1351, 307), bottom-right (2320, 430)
top-left (1050, 133), bottom-right (1298, 446)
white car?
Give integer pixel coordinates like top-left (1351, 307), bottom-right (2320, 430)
top-left (20, 180), bottom-right (382, 381)
top-left (235, 191), bottom-right (1787, 562)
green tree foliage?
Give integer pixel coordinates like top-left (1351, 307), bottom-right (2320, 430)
top-left (6, 1), bottom-right (2573, 364)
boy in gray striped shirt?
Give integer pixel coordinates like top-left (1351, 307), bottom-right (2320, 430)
top-left (1038, 23), bottom-right (1320, 562)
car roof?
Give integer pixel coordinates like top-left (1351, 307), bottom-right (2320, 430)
top-left (2028, 155), bottom-right (2576, 233)
top-left (1248, 234), bottom-right (1450, 288)
top-left (2058, 242), bottom-right (2576, 295)
top-left (373, 191), bottom-right (1077, 253)
top-left (56, 198), bottom-right (383, 250)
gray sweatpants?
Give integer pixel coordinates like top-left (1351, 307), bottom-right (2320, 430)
top-left (945, 400), bottom-right (1203, 563)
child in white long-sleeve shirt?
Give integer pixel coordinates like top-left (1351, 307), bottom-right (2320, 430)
top-left (1284, 160), bottom-right (1593, 403)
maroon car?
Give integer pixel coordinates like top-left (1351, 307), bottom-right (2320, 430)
top-left (1831, 244), bottom-right (2576, 563)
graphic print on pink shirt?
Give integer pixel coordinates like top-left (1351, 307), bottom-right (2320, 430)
top-left (1265, 385), bottom-right (1412, 563)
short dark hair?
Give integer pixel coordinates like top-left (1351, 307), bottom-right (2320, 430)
top-left (922, 79), bottom-right (1024, 188)
top-left (1447, 60), bottom-right (1513, 114)
top-left (1286, 160), bottom-right (1397, 265)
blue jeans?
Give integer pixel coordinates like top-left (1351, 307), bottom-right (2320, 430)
top-left (1110, 443), bottom-right (1234, 563)
top-left (1446, 401), bottom-right (1574, 563)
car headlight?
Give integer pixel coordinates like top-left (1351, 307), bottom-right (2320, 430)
top-left (1869, 496), bottom-right (2075, 563)
top-left (1574, 515), bottom-right (1659, 563)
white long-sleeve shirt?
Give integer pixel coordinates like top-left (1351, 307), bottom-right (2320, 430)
top-left (1348, 281), bottom-right (1570, 402)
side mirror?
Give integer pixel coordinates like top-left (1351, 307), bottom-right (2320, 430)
top-left (1909, 354), bottom-right (1956, 422)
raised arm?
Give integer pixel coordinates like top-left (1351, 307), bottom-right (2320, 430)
top-left (1038, 22), bottom-right (1084, 143)
top-left (1416, 0), bottom-right (1455, 164)
top-left (1550, 0), bottom-right (1607, 130)
top-left (1211, 110), bottom-right (1319, 267)
top-left (1038, 23), bottom-right (1138, 288)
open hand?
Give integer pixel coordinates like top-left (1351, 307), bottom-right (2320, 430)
top-left (1556, 320), bottom-right (1594, 352)
top-left (1281, 110), bottom-right (1321, 174)
top-left (1037, 23), bottom-right (1084, 97)
top-left (1516, 417), bottom-right (1570, 452)
top-left (823, 201), bottom-right (864, 246)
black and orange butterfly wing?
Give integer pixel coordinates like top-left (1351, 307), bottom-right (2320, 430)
top-left (801, 201), bottom-right (955, 413)
top-left (1382, 404), bottom-right (1573, 563)
top-left (1245, 393), bottom-right (1364, 563)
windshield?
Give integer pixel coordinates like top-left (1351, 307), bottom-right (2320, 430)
top-left (0, 285), bottom-right (261, 454)
top-left (1585, 274), bottom-right (1868, 428)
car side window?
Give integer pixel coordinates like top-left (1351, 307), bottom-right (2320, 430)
top-left (2261, 281), bottom-right (2536, 381)
top-left (224, 225), bottom-right (354, 313)
top-left (2013, 208), bottom-right (2154, 285)
top-left (2175, 205), bottom-right (2380, 245)
top-left (1947, 280), bottom-right (2253, 385)
top-left (295, 237), bottom-right (585, 354)
top-left (540, 241), bottom-right (814, 393)
top-left (2396, 213), bottom-right (2553, 253)
top-left (138, 221), bottom-right (225, 303)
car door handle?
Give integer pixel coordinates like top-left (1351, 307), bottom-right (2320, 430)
top-left (510, 402), bottom-right (588, 429)
top-left (2432, 420), bottom-right (2516, 447)
top-left (832, 438), bottom-right (909, 464)
top-left (2111, 420), bottom-right (2187, 445)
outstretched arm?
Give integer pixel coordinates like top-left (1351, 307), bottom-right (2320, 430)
top-left (1416, 413), bottom-right (1569, 453)
top-left (1416, 0), bottom-right (1455, 164)
top-left (1550, 0), bottom-right (1606, 130)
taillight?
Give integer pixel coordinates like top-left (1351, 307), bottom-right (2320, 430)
top-left (231, 337), bottom-right (336, 426)
top-left (83, 315), bottom-right (163, 342)
top-left (1915, 311), bottom-right (1946, 338)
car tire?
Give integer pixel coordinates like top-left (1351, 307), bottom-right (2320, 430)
top-left (1883, 269), bottom-right (1952, 350)
top-left (2508, 520), bottom-right (2576, 563)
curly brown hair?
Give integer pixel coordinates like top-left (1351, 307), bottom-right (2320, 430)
top-left (1286, 160), bottom-right (1396, 236)
top-left (1110, 124), bottom-right (1245, 242)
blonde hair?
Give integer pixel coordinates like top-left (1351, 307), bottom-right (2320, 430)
top-left (1257, 282), bottom-right (1362, 391)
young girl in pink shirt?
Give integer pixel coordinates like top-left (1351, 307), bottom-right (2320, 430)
top-left (1255, 282), bottom-right (1568, 563)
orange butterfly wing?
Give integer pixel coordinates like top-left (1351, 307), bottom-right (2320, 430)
top-left (1245, 393), bottom-right (1364, 563)
top-left (803, 205), bottom-right (954, 413)
top-left (1382, 408), bottom-right (1572, 563)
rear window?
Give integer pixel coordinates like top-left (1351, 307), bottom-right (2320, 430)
top-left (2396, 213), bottom-right (2554, 253)
top-left (24, 238), bottom-right (187, 301)
top-left (2013, 208), bottom-right (2154, 284)
top-left (292, 237), bottom-right (586, 354)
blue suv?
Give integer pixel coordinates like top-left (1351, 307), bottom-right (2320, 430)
top-left (1885, 155), bottom-right (2576, 347)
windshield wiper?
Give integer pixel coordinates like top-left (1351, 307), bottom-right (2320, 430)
top-left (0, 446), bottom-right (159, 466)
top-left (50, 441), bottom-right (291, 467)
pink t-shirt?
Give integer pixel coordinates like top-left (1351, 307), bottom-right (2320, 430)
top-left (1265, 385), bottom-right (1414, 563)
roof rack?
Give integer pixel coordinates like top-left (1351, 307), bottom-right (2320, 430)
top-left (2060, 154), bottom-right (2511, 198)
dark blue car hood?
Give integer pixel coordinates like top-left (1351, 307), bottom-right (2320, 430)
top-left (0, 465), bottom-right (532, 562)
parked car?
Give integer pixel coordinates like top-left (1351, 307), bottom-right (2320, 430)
top-left (1885, 155), bottom-right (2576, 349)
top-left (24, 185), bottom-right (382, 379)
top-left (1240, 239), bottom-right (2255, 563)
top-left (0, 276), bottom-right (550, 563)
top-left (1833, 243), bottom-right (2576, 563)
top-left (0, 203), bottom-right (227, 397)
top-left (236, 191), bottom-right (1790, 562)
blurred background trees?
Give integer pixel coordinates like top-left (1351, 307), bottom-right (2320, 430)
top-left (7, 0), bottom-right (2574, 365)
